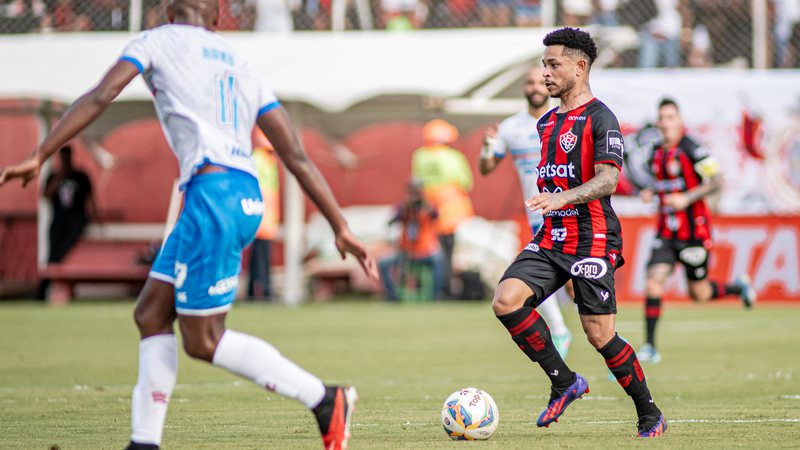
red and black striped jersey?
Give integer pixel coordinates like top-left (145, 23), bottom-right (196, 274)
top-left (648, 135), bottom-right (714, 243)
top-left (532, 98), bottom-right (625, 262)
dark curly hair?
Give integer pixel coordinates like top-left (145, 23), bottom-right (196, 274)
top-left (543, 27), bottom-right (598, 67)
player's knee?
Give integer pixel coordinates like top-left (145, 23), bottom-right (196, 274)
top-left (645, 277), bottom-right (664, 298)
top-left (492, 289), bottom-right (527, 316)
top-left (181, 335), bottom-right (217, 362)
top-left (585, 328), bottom-right (613, 349)
top-left (133, 300), bottom-right (172, 337)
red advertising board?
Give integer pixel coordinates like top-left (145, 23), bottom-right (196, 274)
top-left (615, 216), bottom-right (800, 302)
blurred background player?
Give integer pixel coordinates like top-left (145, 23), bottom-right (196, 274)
top-left (412, 119), bottom-right (473, 298)
top-left (38, 144), bottom-right (98, 299)
top-left (247, 128), bottom-right (280, 301)
top-left (0, 0), bottom-right (378, 448)
top-left (479, 66), bottom-right (572, 358)
top-left (493, 27), bottom-right (666, 438)
top-left (378, 179), bottom-right (444, 301)
top-left (638, 98), bottom-right (757, 363)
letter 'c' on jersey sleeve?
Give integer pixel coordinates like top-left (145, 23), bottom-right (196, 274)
top-left (592, 111), bottom-right (624, 170)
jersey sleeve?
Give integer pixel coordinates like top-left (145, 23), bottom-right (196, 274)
top-left (592, 109), bottom-right (624, 170)
top-left (120, 31), bottom-right (155, 74)
top-left (684, 138), bottom-right (720, 179)
top-left (256, 76), bottom-right (281, 117)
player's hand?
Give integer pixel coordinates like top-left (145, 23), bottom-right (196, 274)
top-left (662, 192), bottom-right (689, 211)
top-left (483, 123), bottom-right (499, 142)
top-left (525, 192), bottom-right (567, 217)
top-left (640, 188), bottom-right (654, 204)
top-left (0, 156), bottom-right (41, 188)
top-left (481, 123), bottom-right (499, 159)
top-left (335, 228), bottom-right (379, 280)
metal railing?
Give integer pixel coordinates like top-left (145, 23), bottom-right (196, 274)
top-left (1, 0), bottom-right (799, 68)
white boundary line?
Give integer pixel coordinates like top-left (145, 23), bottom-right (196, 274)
top-left (584, 419), bottom-right (800, 424)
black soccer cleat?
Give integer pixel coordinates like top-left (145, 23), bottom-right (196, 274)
top-left (313, 385), bottom-right (358, 450)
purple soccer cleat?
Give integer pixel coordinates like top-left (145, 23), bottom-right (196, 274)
top-left (536, 373), bottom-right (589, 428)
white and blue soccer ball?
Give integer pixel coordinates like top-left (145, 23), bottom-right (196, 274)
top-left (441, 388), bottom-right (499, 440)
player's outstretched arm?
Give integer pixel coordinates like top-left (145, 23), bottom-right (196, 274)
top-left (0, 61), bottom-right (139, 187)
top-left (526, 163), bottom-right (619, 216)
top-left (257, 107), bottom-right (378, 280)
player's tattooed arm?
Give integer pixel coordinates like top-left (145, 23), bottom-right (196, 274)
top-left (664, 172), bottom-right (722, 211)
top-left (559, 163), bottom-right (619, 205)
top-left (526, 163), bottom-right (619, 215)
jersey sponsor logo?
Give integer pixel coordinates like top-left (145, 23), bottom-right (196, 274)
top-left (545, 208), bottom-right (579, 217)
top-left (241, 198), bottom-right (265, 216)
top-left (678, 246), bottom-right (707, 266)
top-left (570, 257), bottom-right (608, 279)
top-left (560, 130), bottom-right (578, 153)
top-left (568, 116), bottom-right (587, 121)
top-left (539, 162), bottom-right (576, 179)
top-left (524, 242), bottom-right (540, 252)
top-left (541, 186), bottom-right (563, 193)
top-left (208, 275), bottom-right (238, 296)
top-left (606, 130), bottom-right (624, 157)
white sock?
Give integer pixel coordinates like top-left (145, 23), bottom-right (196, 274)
top-left (212, 329), bottom-right (326, 409)
top-left (537, 296), bottom-right (569, 336)
top-left (131, 334), bottom-right (178, 446)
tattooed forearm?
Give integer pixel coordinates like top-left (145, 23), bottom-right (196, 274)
top-left (684, 173), bottom-right (722, 204)
top-left (558, 164), bottom-right (619, 205)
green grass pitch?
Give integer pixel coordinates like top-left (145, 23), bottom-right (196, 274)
top-left (0, 300), bottom-right (798, 449)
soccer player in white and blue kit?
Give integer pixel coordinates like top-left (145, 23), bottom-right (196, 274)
top-left (478, 66), bottom-right (572, 358)
top-left (0, 0), bottom-right (377, 448)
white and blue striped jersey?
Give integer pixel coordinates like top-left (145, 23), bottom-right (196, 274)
top-left (120, 24), bottom-right (279, 188)
top-left (491, 109), bottom-right (543, 230)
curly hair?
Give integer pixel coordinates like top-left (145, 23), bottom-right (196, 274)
top-left (543, 27), bottom-right (598, 66)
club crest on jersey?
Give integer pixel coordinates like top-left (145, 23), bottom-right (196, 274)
top-left (560, 130), bottom-right (578, 153)
top-left (667, 159), bottom-right (681, 177)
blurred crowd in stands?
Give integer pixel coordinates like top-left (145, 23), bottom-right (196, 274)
top-left (1, 0), bottom-right (799, 67)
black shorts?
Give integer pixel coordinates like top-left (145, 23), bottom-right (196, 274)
top-left (647, 238), bottom-right (709, 281)
top-left (500, 245), bottom-right (618, 315)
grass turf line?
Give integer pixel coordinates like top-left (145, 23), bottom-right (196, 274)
top-left (0, 301), bottom-right (797, 449)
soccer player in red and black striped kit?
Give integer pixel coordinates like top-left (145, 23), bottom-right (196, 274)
top-left (491, 27), bottom-right (666, 437)
top-left (638, 98), bottom-right (756, 364)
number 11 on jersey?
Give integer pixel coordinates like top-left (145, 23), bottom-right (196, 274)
top-left (216, 72), bottom-right (239, 131)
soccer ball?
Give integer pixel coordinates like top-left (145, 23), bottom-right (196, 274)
top-left (441, 388), bottom-right (499, 440)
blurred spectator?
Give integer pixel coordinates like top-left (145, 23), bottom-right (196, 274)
top-left (774, 0), bottom-right (800, 67)
top-left (378, 180), bottom-right (444, 301)
top-left (514, 0), bottom-right (541, 27)
top-left (479, 0), bottom-right (512, 27)
top-left (247, 130), bottom-right (280, 301)
top-left (688, 23), bottom-right (712, 67)
top-left (411, 119), bottom-right (473, 298)
top-left (250, 0), bottom-right (300, 32)
top-left (38, 145), bottom-right (97, 298)
top-left (381, 0), bottom-right (422, 30)
top-left (687, 0), bottom-right (751, 67)
top-left (638, 0), bottom-right (681, 68)
top-left (561, 0), bottom-right (592, 26)
top-left (591, 0), bottom-right (618, 26)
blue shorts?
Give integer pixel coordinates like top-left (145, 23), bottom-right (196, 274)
top-left (150, 169), bottom-right (263, 316)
